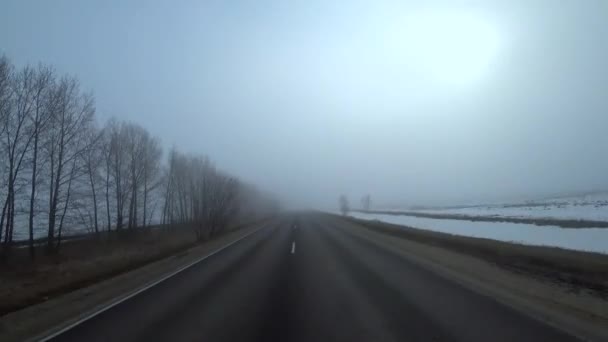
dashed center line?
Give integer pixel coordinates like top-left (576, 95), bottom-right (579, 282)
top-left (291, 241), bottom-right (296, 254)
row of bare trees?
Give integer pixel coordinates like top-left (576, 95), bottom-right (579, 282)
top-left (0, 57), bottom-right (98, 257)
top-left (0, 55), bottom-right (277, 258)
top-left (102, 120), bottom-right (163, 232)
top-left (161, 150), bottom-right (278, 240)
top-left (162, 152), bottom-right (237, 240)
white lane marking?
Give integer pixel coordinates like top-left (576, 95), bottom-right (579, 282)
top-left (36, 226), bottom-right (266, 342)
top-left (291, 241), bottom-right (296, 254)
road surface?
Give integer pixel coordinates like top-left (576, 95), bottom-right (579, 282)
top-left (47, 213), bottom-right (578, 341)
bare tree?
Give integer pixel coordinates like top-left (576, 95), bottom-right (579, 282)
top-left (125, 123), bottom-right (146, 229)
top-left (125, 123), bottom-right (163, 229)
top-left (26, 65), bottom-right (54, 257)
top-left (208, 174), bottom-right (240, 236)
top-left (102, 120), bottom-right (163, 231)
top-left (141, 135), bottom-right (162, 227)
top-left (161, 147), bottom-right (176, 225)
top-left (1, 64), bottom-right (37, 255)
top-left (339, 195), bottom-right (350, 216)
top-left (45, 76), bottom-right (94, 253)
top-left (361, 194), bottom-right (371, 212)
top-left (82, 124), bottom-right (104, 235)
top-left (0, 56), bottom-right (12, 246)
top-left (101, 120), bottom-right (116, 232)
top-left (107, 121), bottom-right (129, 231)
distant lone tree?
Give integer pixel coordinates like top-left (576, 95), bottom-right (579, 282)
top-left (339, 195), bottom-right (350, 216)
top-left (361, 194), bottom-right (372, 212)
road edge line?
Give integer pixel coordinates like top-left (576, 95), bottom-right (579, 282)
top-left (34, 225), bottom-right (266, 342)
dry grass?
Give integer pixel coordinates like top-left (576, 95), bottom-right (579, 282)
top-left (340, 215), bottom-right (608, 298)
top-left (0, 225), bottom-right (234, 316)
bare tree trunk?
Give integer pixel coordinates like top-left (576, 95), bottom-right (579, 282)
top-left (5, 160), bottom-right (15, 248)
top-left (47, 143), bottom-right (55, 252)
top-left (3, 193), bottom-right (11, 246)
top-left (148, 199), bottom-right (158, 227)
top-left (28, 127), bottom-right (39, 258)
top-left (47, 134), bottom-right (64, 254)
top-left (142, 165), bottom-right (148, 228)
top-left (105, 169), bottom-right (111, 232)
top-left (88, 167), bottom-right (99, 234)
top-left (128, 183), bottom-right (135, 229)
top-left (132, 184), bottom-right (137, 228)
top-left (162, 177), bottom-right (171, 225)
top-left (143, 174), bottom-right (148, 228)
top-left (114, 158), bottom-right (123, 230)
top-left (56, 159), bottom-right (76, 252)
top-left (0, 196), bottom-right (7, 250)
top-left (6, 194), bottom-right (12, 246)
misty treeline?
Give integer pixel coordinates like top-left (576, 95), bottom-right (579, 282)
top-left (361, 194), bottom-right (371, 212)
top-left (0, 56), bottom-right (278, 258)
top-left (338, 194), bottom-right (372, 215)
top-left (162, 150), bottom-right (278, 240)
top-left (339, 195), bottom-right (349, 215)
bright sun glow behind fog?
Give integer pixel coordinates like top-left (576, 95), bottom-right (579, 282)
top-left (396, 10), bottom-right (501, 85)
top-left (268, 8), bottom-right (504, 111)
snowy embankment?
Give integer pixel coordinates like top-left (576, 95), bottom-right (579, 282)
top-left (349, 211), bottom-right (608, 254)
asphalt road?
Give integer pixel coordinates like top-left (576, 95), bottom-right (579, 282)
top-left (48, 213), bottom-right (578, 342)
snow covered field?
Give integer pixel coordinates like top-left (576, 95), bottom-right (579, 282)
top-left (387, 192), bottom-right (608, 222)
top-left (349, 212), bottom-right (608, 254)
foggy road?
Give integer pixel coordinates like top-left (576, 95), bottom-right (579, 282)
top-left (46, 214), bottom-right (578, 342)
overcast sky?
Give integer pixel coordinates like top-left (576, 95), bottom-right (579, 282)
top-left (2, 0), bottom-right (607, 209)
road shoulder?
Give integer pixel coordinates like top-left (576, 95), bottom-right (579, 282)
top-left (0, 222), bottom-right (270, 342)
top-left (330, 215), bottom-right (608, 341)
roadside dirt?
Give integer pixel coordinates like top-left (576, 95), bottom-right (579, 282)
top-left (334, 215), bottom-right (608, 341)
top-left (344, 216), bottom-right (608, 297)
top-left (0, 221), bottom-right (273, 342)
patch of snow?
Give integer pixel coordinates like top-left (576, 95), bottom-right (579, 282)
top-left (350, 212), bottom-right (608, 254)
top-left (384, 192), bottom-right (608, 222)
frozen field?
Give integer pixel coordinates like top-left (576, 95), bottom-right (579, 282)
top-left (384, 192), bottom-right (608, 222)
top-left (349, 211), bottom-right (608, 254)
